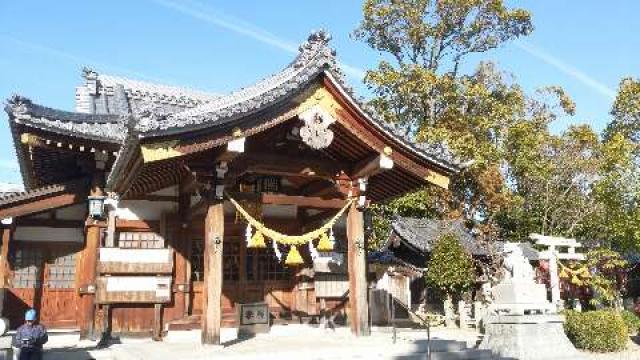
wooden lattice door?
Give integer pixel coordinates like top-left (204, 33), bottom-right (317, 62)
top-left (40, 247), bottom-right (80, 328)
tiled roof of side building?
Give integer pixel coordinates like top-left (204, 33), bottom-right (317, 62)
top-left (388, 216), bottom-right (540, 260)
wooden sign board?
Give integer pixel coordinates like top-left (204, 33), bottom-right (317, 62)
top-left (98, 248), bottom-right (173, 274)
top-left (96, 276), bottom-right (172, 304)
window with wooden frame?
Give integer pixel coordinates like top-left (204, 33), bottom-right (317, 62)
top-left (249, 248), bottom-right (290, 282)
top-left (190, 239), bottom-right (204, 282)
top-left (12, 248), bottom-right (43, 289)
top-left (47, 251), bottom-right (77, 289)
top-left (190, 239), bottom-right (241, 282)
top-left (118, 232), bottom-right (165, 249)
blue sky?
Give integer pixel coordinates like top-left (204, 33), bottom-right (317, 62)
top-left (1, 0), bottom-right (638, 184)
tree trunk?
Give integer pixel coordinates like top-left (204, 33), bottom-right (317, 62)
top-left (444, 293), bottom-right (455, 328)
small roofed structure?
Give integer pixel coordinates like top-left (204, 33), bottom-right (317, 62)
top-left (382, 217), bottom-right (539, 309)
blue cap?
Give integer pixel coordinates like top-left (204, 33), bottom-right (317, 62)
top-left (25, 309), bottom-right (36, 321)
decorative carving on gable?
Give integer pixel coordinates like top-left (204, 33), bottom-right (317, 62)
top-left (298, 106), bottom-right (335, 150)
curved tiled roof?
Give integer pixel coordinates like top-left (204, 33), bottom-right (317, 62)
top-left (97, 74), bottom-right (220, 104)
top-left (388, 216), bottom-right (539, 260)
top-left (389, 217), bottom-right (489, 255)
top-left (6, 95), bottom-right (126, 142)
top-left (5, 30), bottom-right (462, 191)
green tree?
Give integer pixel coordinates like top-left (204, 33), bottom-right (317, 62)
top-left (425, 232), bottom-right (475, 325)
top-left (354, 0), bottom-right (534, 239)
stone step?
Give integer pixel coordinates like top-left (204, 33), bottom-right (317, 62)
top-left (395, 349), bottom-right (493, 360)
top-left (398, 339), bottom-right (467, 352)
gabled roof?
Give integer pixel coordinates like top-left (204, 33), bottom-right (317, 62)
top-left (5, 30), bottom-right (461, 194)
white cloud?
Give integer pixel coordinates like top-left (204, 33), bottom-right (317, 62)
top-left (150, 0), bottom-right (366, 80)
top-left (514, 40), bottom-right (616, 100)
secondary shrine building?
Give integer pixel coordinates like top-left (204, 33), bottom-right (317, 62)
top-left (0, 31), bottom-right (459, 343)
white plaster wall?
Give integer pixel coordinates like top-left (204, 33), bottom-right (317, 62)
top-left (14, 226), bottom-right (84, 243)
top-left (56, 204), bottom-right (86, 220)
top-left (116, 200), bottom-right (177, 220)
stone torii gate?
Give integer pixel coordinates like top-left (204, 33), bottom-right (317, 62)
top-left (530, 234), bottom-right (585, 310)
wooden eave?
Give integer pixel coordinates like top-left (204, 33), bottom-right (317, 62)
top-left (0, 178), bottom-right (89, 219)
top-left (106, 75), bottom-right (456, 200)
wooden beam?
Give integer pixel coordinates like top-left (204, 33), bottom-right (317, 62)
top-left (347, 202), bottom-right (370, 336)
top-left (299, 179), bottom-right (338, 198)
top-left (0, 192), bottom-right (85, 219)
top-left (115, 219), bottom-right (160, 231)
top-left (227, 192), bottom-right (347, 209)
top-left (202, 201), bottom-right (224, 345)
top-left (227, 153), bottom-right (346, 180)
top-left (15, 218), bottom-right (85, 228)
top-left (351, 153), bottom-right (393, 179)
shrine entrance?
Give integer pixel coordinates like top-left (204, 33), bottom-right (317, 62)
top-left (188, 221), bottom-right (297, 326)
top-left (5, 241), bottom-right (81, 328)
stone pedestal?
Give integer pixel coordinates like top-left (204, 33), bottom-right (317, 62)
top-left (0, 335), bottom-right (13, 360)
top-left (480, 314), bottom-right (585, 360)
top-left (490, 281), bottom-right (555, 315)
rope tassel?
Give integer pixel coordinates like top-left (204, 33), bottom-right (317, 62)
top-left (249, 231), bottom-right (267, 248)
top-left (285, 245), bottom-right (304, 266)
top-left (317, 232), bottom-right (334, 252)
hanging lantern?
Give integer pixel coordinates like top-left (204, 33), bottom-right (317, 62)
top-left (317, 232), bottom-right (334, 252)
top-left (249, 231), bottom-right (267, 249)
top-left (285, 245), bottom-right (304, 266)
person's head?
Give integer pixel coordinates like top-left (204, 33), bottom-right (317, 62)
top-left (25, 309), bottom-right (36, 324)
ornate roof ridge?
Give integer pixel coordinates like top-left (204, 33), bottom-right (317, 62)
top-left (135, 30), bottom-right (337, 135)
top-left (95, 73), bottom-right (220, 102)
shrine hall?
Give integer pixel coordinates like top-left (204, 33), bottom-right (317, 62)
top-left (0, 31), bottom-right (459, 344)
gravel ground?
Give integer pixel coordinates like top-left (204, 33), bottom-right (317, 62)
top-left (6, 327), bottom-right (638, 359)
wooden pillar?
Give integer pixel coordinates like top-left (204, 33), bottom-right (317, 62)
top-left (201, 200), bottom-right (224, 345)
top-left (0, 220), bottom-right (14, 318)
top-left (347, 202), bottom-right (370, 336)
top-left (0, 221), bottom-right (13, 289)
top-left (175, 192), bottom-right (189, 318)
top-left (78, 171), bottom-right (104, 340)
